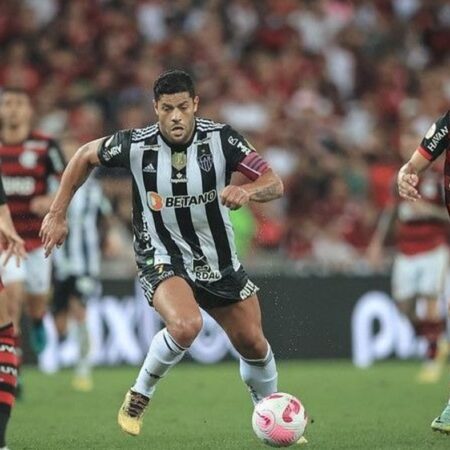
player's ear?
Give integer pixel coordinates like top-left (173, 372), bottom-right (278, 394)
top-left (193, 95), bottom-right (199, 113)
top-left (153, 99), bottom-right (159, 117)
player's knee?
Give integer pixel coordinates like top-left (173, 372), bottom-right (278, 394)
top-left (231, 327), bottom-right (267, 359)
top-left (167, 314), bottom-right (203, 347)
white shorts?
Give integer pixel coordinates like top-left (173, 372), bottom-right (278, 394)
top-left (0, 246), bottom-right (52, 295)
top-left (392, 245), bottom-right (449, 302)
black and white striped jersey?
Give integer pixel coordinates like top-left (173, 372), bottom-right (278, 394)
top-left (53, 177), bottom-right (110, 280)
top-left (97, 118), bottom-right (258, 282)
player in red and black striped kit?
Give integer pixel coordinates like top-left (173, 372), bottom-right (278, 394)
top-left (0, 87), bottom-right (65, 360)
top-left (0, 174), bottom-right (27, 450)
top-left (398, 110), bottom-right (450, 434)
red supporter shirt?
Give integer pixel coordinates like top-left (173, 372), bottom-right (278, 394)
top-left (0, 132), bottom-right (65, 251)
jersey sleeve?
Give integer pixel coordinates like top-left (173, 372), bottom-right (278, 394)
top-left (417, 111), bottom-right (450, 161)
top-left (220, 125), bottom-right (269, 180)
top-left (97, 130), bottom-right (132, 169)
top-left (0, 177), bottom-right (6, 206)
top-left (46, 139), bottom-right (66, 176)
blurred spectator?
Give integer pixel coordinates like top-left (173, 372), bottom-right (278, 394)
top-left (0, 0), bottom-right (448, 274)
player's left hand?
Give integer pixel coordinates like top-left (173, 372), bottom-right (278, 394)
top-left (0, 223), bottom-right (26, 267)
top-left (220, 185), bottom-right (251, 210)
top-left (39, 211), bottom-right (68, 257)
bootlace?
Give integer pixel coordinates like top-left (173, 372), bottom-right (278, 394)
top-left (126, 392), bottom-right (149, 418)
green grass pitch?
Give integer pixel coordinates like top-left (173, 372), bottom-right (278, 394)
top-left (9, 361), bottom-right (450, 449)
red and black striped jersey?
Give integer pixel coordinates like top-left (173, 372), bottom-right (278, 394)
top-left (0, 131), bottom-right (65, 250)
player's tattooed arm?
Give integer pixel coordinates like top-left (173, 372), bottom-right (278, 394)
top-left (242, 169), bottom-right (284, 202)
top-left (39, 138), bottom-right (105, 256)
top-left (221, 169), bottom-right (283, 209)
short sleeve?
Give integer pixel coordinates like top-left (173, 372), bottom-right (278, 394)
top-left (417, 111), bottom-right (450, 162)
top-left (47, 139), bottom-right (66, 176)
top-left (98, 129), bottom-right (132, 169)
top-left (220, 125), bottom-right (257, 172)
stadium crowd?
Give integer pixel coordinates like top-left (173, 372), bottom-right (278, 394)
top-left (0, 0), bottom-right (449, 273)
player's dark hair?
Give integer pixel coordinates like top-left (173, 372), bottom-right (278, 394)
top-left (153, 70), bottom-right (195, 101)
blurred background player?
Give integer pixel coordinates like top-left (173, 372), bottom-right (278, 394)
top-left (368, 126), bottom-right (449, 383)
top-left (0, 88), bottom-right (65, 377)
top-left (0, 174), bottom-right (27, 450)
top-left (51, 136), bottom-right (113, 392)
top-left (397, 109), bottom-right (450, 433)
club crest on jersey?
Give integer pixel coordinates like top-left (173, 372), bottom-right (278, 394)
top-left (171, 152), bottom-right (187, 171)
top-left (147, 190), bottom-right (217, 211)
top-left (19, 150), bottom-right (38, 169)
top-left (197, 153), bottom-right (213, 172)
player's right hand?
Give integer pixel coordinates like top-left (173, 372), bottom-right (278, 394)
top-left (39, 211), bottom-right (68, 257)
top-left (397, 169), bottom-right (421, 201)
top-left (0, 223), bottom-right (26, 267)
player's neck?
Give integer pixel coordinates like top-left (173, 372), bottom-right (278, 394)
top-left (0, 124), bottom-right (30, 145)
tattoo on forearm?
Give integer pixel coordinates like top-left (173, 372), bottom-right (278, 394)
top-left (250, 182), bottom-right (281, 202)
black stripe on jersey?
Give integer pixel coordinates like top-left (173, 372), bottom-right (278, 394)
top-left (170, 148), bottom-right (206, 263)
top-left (196, 131), bottom-right (232, 271)
top-left (141, 138), bottom-right (183, 260)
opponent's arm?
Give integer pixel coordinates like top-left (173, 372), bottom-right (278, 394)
top-left (39, 137), bottom-right (104, 256)
top-left (397, 151), bottom-right (432, 201)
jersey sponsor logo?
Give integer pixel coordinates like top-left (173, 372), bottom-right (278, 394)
top-left (425, 123), bottom-right (436, 139)
top-left (3, 176), bottom-right (36, 195)
top-left (426, 125), bottom-right (448, 152)
top-left (147, 189), bottom-right (217, 211)
top-left (171, 172), bottom-right (188, 183)
top-left (171, 152), bottom-right (187, 171)
top-left (228, 136), bottom-right (254, 156)
top-left (19, 150), bottom-right (38, 169)
top-left (143, 162), bottom-right (156, 173)
top-left (239, 279), bottom-right (258, 299)
top-left (103, 143), bottom-right (122, 161)
top-left (197, 153), bottom-right (213, 172)
top-left (194, 264), bottom-right (222, 281)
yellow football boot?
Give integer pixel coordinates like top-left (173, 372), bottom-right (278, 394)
top-left (118, 390), bottom-right (150, 436)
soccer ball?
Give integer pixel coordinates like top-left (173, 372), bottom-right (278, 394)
top-left (252, 393), bottom-right (307, 447)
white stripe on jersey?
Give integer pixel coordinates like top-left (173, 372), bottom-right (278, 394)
top-left (130, 143), bottom-right (167, 260)
top-left (157, 135), bottom-right (195, 277)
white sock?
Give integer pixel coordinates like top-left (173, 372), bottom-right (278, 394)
top-left (240, 343), bottom-right (278, 405)
top-left (132, 328), bottom-right (186, 398)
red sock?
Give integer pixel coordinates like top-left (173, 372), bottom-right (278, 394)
top-left (0, 323), bottom-right (17, 412)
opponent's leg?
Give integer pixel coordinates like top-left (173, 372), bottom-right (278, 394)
top-left (119, 275), bottom-right (202, 436)
top-left (208, 294), bottom-right (278, 405)
top-left (0, 289), bottom-right (17, 449)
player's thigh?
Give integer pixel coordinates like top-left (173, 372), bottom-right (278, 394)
top-left (207, 294), bottom-right (267, 358)
top-left (139, 265), bottom-right (203, 345)
top-left (153, 276), bottom-right (202, 326)
top-left (417, 245), bottom-right (449, 300)
top-left (392, 253), bottom-right (419, 302)
top-left (23, 247), bottom-right (52, 297)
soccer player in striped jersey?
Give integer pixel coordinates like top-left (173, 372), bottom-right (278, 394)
top-left (0, 87), bottom-right (66, 361)
top-left (397, 110), bottom-right (450, 434)
top-left (0, 174), bottom-right (27, 450)
top-left (51, 137), bottom-right (112, 392)
top-left (40, 70), bottom-right (284, 436)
